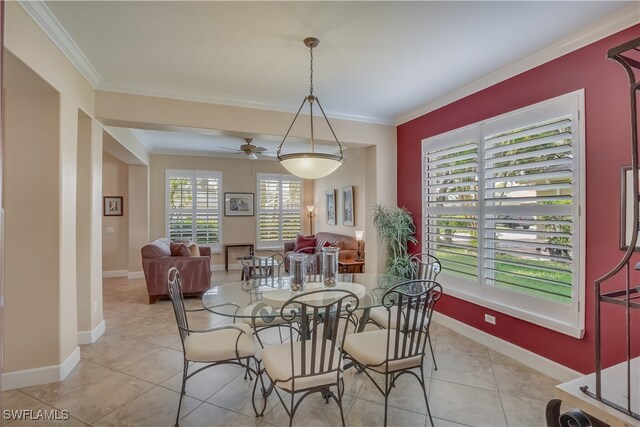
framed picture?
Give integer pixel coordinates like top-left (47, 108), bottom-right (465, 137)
top-left (224, 192), bottom-right (254, 216)
top-left (326, 189), bottom-right (336, 225)
top-left (103, 196), bottom-right (123, 216)
top-left (342, 185), bottom-right (354, 226)
top-left (621, 166), bottom-right (640, 249)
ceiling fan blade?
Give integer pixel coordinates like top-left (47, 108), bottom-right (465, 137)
top-left (219, 146), bottom-right (242, 152)
top-left (253, 146), bottom-right (267, 153)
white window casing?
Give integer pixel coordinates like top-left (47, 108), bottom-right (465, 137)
top-left (166, 170), bottom-right (222, 252)
top-left (422, 90), bottom-right (585, 338)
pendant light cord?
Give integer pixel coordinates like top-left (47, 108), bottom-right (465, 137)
top-left (309, 44), bottom-right (314, 96)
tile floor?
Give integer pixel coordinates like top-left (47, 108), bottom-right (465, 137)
top-left (3, 272), bottom-right (562, 427)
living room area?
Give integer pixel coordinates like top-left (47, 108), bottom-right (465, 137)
top-left (3, 1), bottom-right (640, 426)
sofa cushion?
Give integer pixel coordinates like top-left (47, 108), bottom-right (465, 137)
top-left (188, 243), bottom-right (201, 257)
top-left (141, 238), bottom-right (171, 258)
top-left (294, 235), bottom-right (316, 252)
top-left (170, 241), bottom-right (191, 257)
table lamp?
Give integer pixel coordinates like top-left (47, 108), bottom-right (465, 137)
top-left (354, 230), bottom-right (364, 261)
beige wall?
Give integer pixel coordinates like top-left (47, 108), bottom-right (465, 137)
top-left (4, 77), bottom-right (61, 371)
top-left (102, 151), bottom-right (129, 272)
top-left (314, 148), bottom-right (366, 237)
top-left (149, 154), bottom-right (314, 266)
top-left (128, 165), bottom-right (149, 274)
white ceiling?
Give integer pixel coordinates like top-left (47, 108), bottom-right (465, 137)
top-left (34, 1), bottom-right (638, 157)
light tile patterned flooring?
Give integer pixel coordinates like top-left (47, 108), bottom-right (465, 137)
top-left (3, 272), bottom-right (562, 426)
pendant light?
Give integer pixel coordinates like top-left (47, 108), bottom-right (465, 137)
top-left (277, 37), bottom-right (345, 179)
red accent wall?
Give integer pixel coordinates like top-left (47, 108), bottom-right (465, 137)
top-left (397, 24), bottom-right (640, 374)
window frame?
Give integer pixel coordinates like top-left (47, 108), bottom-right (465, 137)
top-left (256, 173), bottom-right (303, 250)
top-left (421, 90), bottom-right (585, 338)
top-left (165, 169), bottom-right (223, 252)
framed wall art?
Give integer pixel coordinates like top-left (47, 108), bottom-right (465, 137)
top-left (103, 196), bottom-right (123, 216)
top-left (224, 192), bottom-right (254, 216)
top-left (326, 189), bottom-right (336, 225)
top-left (621, 166), bottom-right (640, 249)
top-left (342, 185), bottom-right (354, 226)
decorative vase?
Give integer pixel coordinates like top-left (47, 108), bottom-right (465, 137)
top-left (288, 253), bottom-right (306, 292)
top-left (322, 246), bottom-right (340, 287)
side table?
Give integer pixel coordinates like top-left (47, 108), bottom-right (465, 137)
top-left (224, 243), bottom-right (254, 272)
top-left (338, 260), bottom-right (365, 274)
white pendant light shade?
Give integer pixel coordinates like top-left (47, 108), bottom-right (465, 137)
top-left (277, 37), bottom-right (345, 180)
top-left (279, 153), bottom-right (344, 180)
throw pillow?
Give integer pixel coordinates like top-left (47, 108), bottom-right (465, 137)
top-left (170, 241), bottom-right (191, 257)
top-left (188, 243), bottom-right (200, 257)
top-left (294, 235), bottom-right (316, 252)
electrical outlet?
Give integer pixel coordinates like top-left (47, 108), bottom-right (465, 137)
top-left (484, 314), bottom-right (496, 325)
top-left (106, 227), bottom-right (114, 234)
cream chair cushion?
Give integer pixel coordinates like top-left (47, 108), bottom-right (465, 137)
top-left (343, 329), bottom-right (422, 373)
top-left (184, 323), bottom-right (257, 362)
top-left (262, 339), bottom-right (342, 392)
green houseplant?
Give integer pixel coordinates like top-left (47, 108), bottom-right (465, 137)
top-left (372, 204), bottom-right (418, 278)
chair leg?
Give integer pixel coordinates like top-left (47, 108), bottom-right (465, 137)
top-left (383, 373), bottom-right (389, 427)
top-left (420, 364), bottom-right (434, 427)
top-left (428, 333), bottom-right (437, 370)
top-left (175, 359), bottom-right (188, 427)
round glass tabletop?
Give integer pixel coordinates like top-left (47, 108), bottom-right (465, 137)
top-left (201, 273), bottom-right (406, 319)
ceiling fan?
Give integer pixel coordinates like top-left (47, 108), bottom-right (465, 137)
top-left (220, 138), bottom-right (268, 160)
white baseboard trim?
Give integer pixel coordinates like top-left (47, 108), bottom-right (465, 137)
top-left (126, 271), bottom-right (144, 280)
top-left (432, 312), bottom-right (582, 383)
top-left (2, 346), bottom-right (80, 391)
top-left (102, 270), bottom-right (127, 278)
top-left (77, 319), bottom-right (105, 345)
top-left (212, 264), bottom-right (242, 272)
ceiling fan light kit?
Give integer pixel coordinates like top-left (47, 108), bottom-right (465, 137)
top-left (277, 37), bottom-right (345, 180)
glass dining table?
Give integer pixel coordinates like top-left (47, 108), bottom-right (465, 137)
top-left (201, 273), bottom-right (407, 331)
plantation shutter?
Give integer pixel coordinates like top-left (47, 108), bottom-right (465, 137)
top-left (257, 173), bottom-right (302, 248)
top-left (424, 127), bottom-right (479, 282)
top-left (167, 170), bottom-right (222, 250)
top-left (483, 101), bottom-right (576, 302)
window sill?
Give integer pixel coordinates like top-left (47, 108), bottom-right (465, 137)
top-left (442, 286), bottom-right (584, 339)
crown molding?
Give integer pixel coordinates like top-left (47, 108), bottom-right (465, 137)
top-left (97, 80), bottom-right (394, 126)
top-left (395, 4), bottom-right (640, 125)
top-left (18, 0), bottom-right (102, 87)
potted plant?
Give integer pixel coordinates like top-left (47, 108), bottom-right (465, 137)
top-left (372, 204), bottom-right (418, 278)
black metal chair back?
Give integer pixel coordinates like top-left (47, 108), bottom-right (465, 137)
top-left (382, 280), bottom-right (442, 365)
top-left (280, 289), bottom-right (359, 387)
top-left (409, 253), bottom-right (441, 281)
top-left (240, 252), bottom-right (285, 280)
top-left (168, 267), bottom-right (190, 347)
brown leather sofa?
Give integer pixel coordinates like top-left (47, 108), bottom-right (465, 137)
top-left (141, 238), bottom-right (212, 304)
top-left (284, 232), bottom-right (364, 273)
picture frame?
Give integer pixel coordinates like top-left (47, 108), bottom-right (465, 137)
top-left (326, 189), bottom-right (336, 225)
top-left (224, 192), bottom-right (254, 216)
top-left (621, 166), bottom-right (640, 249)
top-left (342, 185), bottom-right (354, 226)
top-left (103, 196), bottom-right (123, 216)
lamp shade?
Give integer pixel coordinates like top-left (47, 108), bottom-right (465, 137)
top-left (279, 153), bottom-right (344, 180)
top-left (355, 230), bottom-right (364, 241)
top-left (306, 205), bottom-right (315, 212)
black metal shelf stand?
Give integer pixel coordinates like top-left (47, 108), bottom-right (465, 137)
top-left (580, 37), bottom-right (640, 421)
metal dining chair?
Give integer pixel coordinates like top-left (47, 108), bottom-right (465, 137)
top-left (167, 267), bottom-right (261, 427)
top-left (239, 251), bottom-right (285, 280)
top-left (252, 288), bottom-right (359, 426)
top-left (367, 253), bottom-right (442, 369)
top-left (343, 280), bottom-right (442, 427)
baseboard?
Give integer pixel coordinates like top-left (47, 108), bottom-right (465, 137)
top-left (432, 312), bottom-right (581, 383)
top-left (126, 271), bottom-right (144, 280)
top-left (2, 346), bottom-right (80, 391)
top-left (212, 264), bottom-right (242, 272)
top-left (77, 319), bottom-right (105, 345)
top-left (102, 270), bottom-right (127, 278)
